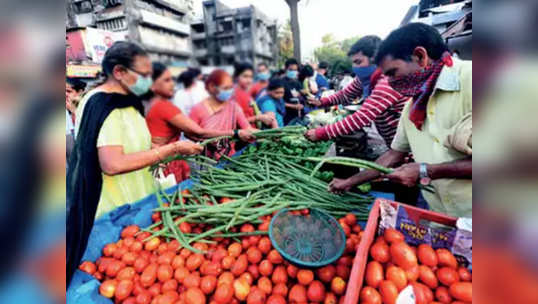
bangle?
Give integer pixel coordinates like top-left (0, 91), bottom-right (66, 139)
top-left (154, 148), bottom-right (163, 161)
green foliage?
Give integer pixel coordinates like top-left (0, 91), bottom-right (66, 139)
top-left (278, 20), bottom-right (294, 68)
top-left (314, 35), bottom-right (361, 76)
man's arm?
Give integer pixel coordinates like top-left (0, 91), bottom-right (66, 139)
top-left (315, 77), bottom-right (363, 107)
top-left (386, 158), bottom-right (472, 187)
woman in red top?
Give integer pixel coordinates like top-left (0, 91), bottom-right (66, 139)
top-left (146, 62), bottom-right (244, 181)
top-left (233, 62), bottom-right (277, 129)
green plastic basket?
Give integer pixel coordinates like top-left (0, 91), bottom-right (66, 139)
top-left (269, 208), bottom-right (346, 268)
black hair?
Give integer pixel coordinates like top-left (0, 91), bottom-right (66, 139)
top-left (267, 78), bottom-right (285, 91)
top-left (151, 62), bottom-right (168, 81)
top-left (318, 61), bottom-right (329, 69)
top-left (257, 62), bottom-right (268, 69)
top-left (178, 69), bottom-right (197, 88)
top-left (299, 64), bottom-right (314, 82)
top-left (375, 23), bottom-right (449, 65)
top-left (101, 41), bottom-right (148, 76)
top-left (233, 62), bottom-right (254, 78)
top-left (188, 67), bottom-right (202, 78)
top-left (66, 77), bottom-right (87, 92)
top-left (284, 58), bottom-right (299, 69)
top-left (348, 35), bottom-right (382, 58)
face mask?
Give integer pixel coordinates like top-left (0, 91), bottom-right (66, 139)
top-left (286, 70), bottom-right (298, 79)
top-left (388, 66), bottom-right (435, 97)
top-left (353, 65), bottom-right (377, 97)
top-left (126, 73), bottom-right (153, 96)
top-left (216, 88), bottom-right (233, 102)
top-left (257, 72), bottom-right (270, 81)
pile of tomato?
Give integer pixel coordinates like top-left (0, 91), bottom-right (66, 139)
top-left (361, 228), bottom-right (472, 304)
top-left (78, 212), bottom-right (363, 304)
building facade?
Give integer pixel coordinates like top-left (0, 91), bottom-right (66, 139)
top-left (66, 0), bottom-right (194, 70)
top-left (191, 0), bottom-right (278, 68)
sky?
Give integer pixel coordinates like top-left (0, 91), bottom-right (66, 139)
top-left (193, 0), bottom-right (419, 60)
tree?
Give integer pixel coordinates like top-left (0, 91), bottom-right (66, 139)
top-left (277, 20), bottom-right (294, 68)
top-left (313, 34), bottom-right (361, 76)
top-left (285, 0), bottom-right (302, 62)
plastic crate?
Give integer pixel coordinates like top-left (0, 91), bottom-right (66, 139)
top-left (343, 198), bottom-right (458, 304)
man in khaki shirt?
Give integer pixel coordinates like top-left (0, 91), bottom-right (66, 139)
top-left (330, 23), bottom-right (472, 218)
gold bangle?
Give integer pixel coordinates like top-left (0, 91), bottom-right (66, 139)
top-left (154, 148), bottom-right (162, 161)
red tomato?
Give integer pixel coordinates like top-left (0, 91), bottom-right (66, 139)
top-left (136, 232), bottom-right (151, 242)
top-left (135, 292), bottom-right (152, 304)
top-left (257, 237), bottom-right (272, 254)
top-left (289, 284), bottom-right (308, 303)
top-left (247, 264), bottom-right (259, 279)
top-left (233, 278), bottom-right (251, 301)
top-left (272, 266), bottom-right (288, 285)
top-left (99, 279), bottom-right (117, 298)
top-left (307, 280), bottom-right (326, 302)
top-left (297, 269), bottom-right (314, 286)
top-left (162, 279), bottom-right (178, 293)
top-left (330, 277), bottom-right (346, 295)
top-left (227, 243), bottom-right (242, 258)
top-left (201, 261), bottom-right (223, 277)
top-left (144, 238), bottom-right (161, 252)
top-left (174, 267), bottom-right (189, 283)
top-left (140, 263), bottom-right (158, 287)
top-left (287, 264), bottom-right (299, 279)
top-left (339, 221), bottom-right (351, 236)
top-left (217, 272), bottom-right (235, 287)
top-left (121, 252), bottom-right (138, 266)
top-left (157, 251), bottom-right (175, 265)
top-left (130, 241), bottom-right (143, 253)
top-left (214, 283), bottom-right (234, 304)
top-left (365, 261), bottom-right (384, 288)
top-left (336, 264), bottom-right (350, 280)
top-left (184, 272), bottom-right (201, 289)
top-left (246, 247), bottom-right (262, 264)
top-left (186, 254), bottom-right (204, 271)
top-left (246, 287), bottom-right (266, 304)
top-left (324, 292), bottom-right (338, 304)
top-left (359, 286), bottom-right (382, 304)
top-left (449, 282), bottom-right (472, 302)
top-left (121, 225), bottom-right (140, 239)
top-left (157, 264), bottom-right (174, 282)
top-left (418, 265), bottom-right (439, 289)
top-left (457, 266), bottom-right (472, 282)
top-left (115, 280), bottom-right (134, 301)
top-left (259, 260), bottom-right (273, 277)
top-left (267, 250), bottom-right (283, 264)
top-left (266, 295), bottom-right (286, 304)
top-left (231, 254), bottom-right (248, 276)
top-left (103, 243), bottom-right (118, 257)
top-left (405, 265), bottom-right (420, 282)
top-left (344, 213), bottom-right (357, 226)
top-left (379, 280), bottom-right (398, 304)
top-left (185, 287), bottom-right (206, 304)
top-left (171, 255), bottom-right (185, 269)
top-left (435, 286), bottom-right (452, 304)
top-left (258, 221), bottom-right (270, 232)
top-left (211, 248), bottom-right (228, 264)
top-left (106, 260), bottom-right (125, 278)
top-left (200, 275), bottom-right (217, 295)
top-left (257, 276), bottom-right (272, 294)
top-left (386, 265), bottom-right (408, 291)
top-left (221, 256), bottom-right (235, 270)
top-left (316, 265), bottom-right (336, 283)
top-left (79, 261), bottom-right (96, 275)
top-left (383, 228), bottom-right (404, 244)
top-left (417, 244), bottom-right (438, 267)
top-left (436, 249), bottom-right (458, 269)
top-left (179, 222), bottom-right (192, 234)
top-left (437, 267), bottom-right (460, 286)
top-left (370, 242), bottom-right (390, 263)
top-left (390, 241), bottom-right (418, 269)
top-left (273, 283), bottom-right (288, 297)
top-left (410, 282), bottom-right (428, 304)
top-left (117, 267), bottom-right (136, 281)
top-left (239, 272), bottom-right (254, 286)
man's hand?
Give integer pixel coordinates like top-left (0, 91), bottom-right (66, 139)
top-left (307, 96), bottom-right (322, 107)
top-left (294, 103), bottom-right (304, 111)
top-left (304, 129), bottom-right (319, 142)
top-left (385, 163), bottom-right (420, 187)
top-left (328, 177), bottom-right (357, 194)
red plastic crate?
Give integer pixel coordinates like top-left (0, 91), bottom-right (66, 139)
top-left (343, 198), bottom-right (458, 304)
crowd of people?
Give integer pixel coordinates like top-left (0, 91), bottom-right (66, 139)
top-left (67, 22), bottom-right (472, 283)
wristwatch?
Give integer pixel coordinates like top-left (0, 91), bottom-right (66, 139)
top-left (419, 163), bottom-right (431, 186)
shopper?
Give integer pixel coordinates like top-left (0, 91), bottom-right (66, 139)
top-left (173, 68), bottom-right (209, 116)
top-left (256, 78), bottom-right (286, 128)
top-left (315, 61), bottom-right (330, 92)
top-left (250, 62), bottom-right (271, 99)
top-left (282, 58), bottom-right (304, 124)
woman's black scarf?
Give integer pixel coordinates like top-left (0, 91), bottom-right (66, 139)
top-left (66, 91), bottom-right (144, 286)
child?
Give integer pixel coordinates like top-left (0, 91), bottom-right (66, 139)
top-left (256, 78), bottom-right (286, 128)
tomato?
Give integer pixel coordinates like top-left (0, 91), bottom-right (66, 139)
top-left (259, 260), bottom-right (273, 277)
top-left (231, 254), bottom-right (248, 276)
top-left (239, 272), bottom-right (254, 286)
top-left (214, 283), bottom-right (234, 304)
top-left (405, 265), bottom-right (420, 282)
top-left (135, 292), bottom-right (152, 304)
top-left (174, 267), bottom-right (189, 283)
top-left (247, 264), bottom-right (260, 279)
top-left (136, 232), bottom-right (151, 242)
top-left (359, 286), bottom-right (382, 304)
top-left (435, 286), bottom-right (452, 304)
top-left (457, 267), bottom-right (472, 282)
top-left (287, 264), bottom-right (299, 279)
top-left (307, 280), bottom-right (326, 302)
top-left (330, 277), bottom-right (346, 295)
top-left (148, 282), bottom-right (161, 297)
top-left (241, 238), bottom-right (250, 249)
top-left (103, 243), bottom-right (118, 257)
top-left (257, 276), bottom-right (272, 294)
top-left (113, 246), bottom-right (128, 260)
top-left (437, 267), bottom-right (460, 286)
top-left (185, 287), bottom-right (206, 304)
top-left (228, 243), bottom-right (242, 258)
top-left (171, 255), bottom-right (185, 269)
top-left (186, 254), bottom-right (204, 271)
top-left (338, 256), bottom-right (353, 266)
top-left (106, 260), bottom-right (125, 278)
top-left (258, 221), bottom-right (270, 232)
top-left (218, 272), bottom-right (235, 287)
top-left (418, 265), bottom-right (438, 289)
top-left (267, 250), bottom-right (283, 264)
top-left (390, 241), bottom-right (418, 270)
top-left (117, 267), bottom-right (136, 280)
top-left (233, 278), bottom-right (251, 301)
top-left (449, 282), bottom-right (472, 302)
top-left (365, 261), bottom-right (384, 288)
top-left (324, 292), bottom-right (338, 304)
top-left (130, 241), bottom-right (143, 253)
top-left (370, 241), bottom-right (390, 263)
top-left (383, 228), bottom-right (404, 244)
top-left (122, 252), bottom-right (138, 266)
top-left (266, 295), bottom-right (286, 304)
top-left (184, 272), bottom-right (201, 288)
top-left (257, 237), bottom-right (272, 254)
top-left (240, 224), bottom-right (255, 233)
top-left (273, 283), bottom-right (289, 297)
top-left (93, 272), bottom-right (103, 281)
top-left (194, 242), bottom-right (209, 252)
top-left (200, 275), bottom-right (217, 294)
top-left (181, 248), bottom-right (193, 258)
top-left (297, 269), bottom-right (314, 285)
top-left (99, 279), bottom-right (117, 298)
top-left (336, 264), bottom-right (350, 280)
top-left (410, 282), bottom-right (428, 304)
top-left (316, 265), bottom-right (336, 283)
top-left (79, 261), bottom-right (96, 275)
top-left (436, 249), bottom-right (458, 269)
top-left (246, 247), bottom-right (262, 264)
top-left (342, 213), bottom-right (356, 226)
top-left (246, 287), bottom-right (266, 304)
top-left (157, 251), bottom-right (175, 265)
top-left (157, 264), bottom-right (174, 282)
top-left (115, 279), bottom-right (134, 300)
top-left (141, 263), bottom-right (158, 287)
top-left (339, 221), bottom-right (351, 236)
top-left (121, 225), bottom-right (140, 239)
top-left (386, 265), bottom-right (408, 291)
top-left (417, 244), bottom-right (438, 267)
top-left (211, 248), bottom-right (228, 264)
top-left (289, 284), bottom-right (308, 303)
top-left (144, 238), bottom-right (161, 251)
top-left (162, 279), bottom-right (178, 293)
top-left (379, 280), bottom-right (398, 304)
top-left (221, 256), bottom-right (235, 270)
top-left (272, 266), bottom-right (288, 285)
top-left (201, 261), bottom-right (223, 276)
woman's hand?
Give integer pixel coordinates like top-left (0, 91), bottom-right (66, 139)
top-left (172, 141), bottom-right (204, 156)
top-left (258, 113), bottom-right (276, 126)
top-left (238, 129), bottom-right (256, 142)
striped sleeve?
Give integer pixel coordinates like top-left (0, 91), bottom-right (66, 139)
top-left (315, 78), bottom-right (401, 140)
top-left (320, 77), bottom-right (363, 106)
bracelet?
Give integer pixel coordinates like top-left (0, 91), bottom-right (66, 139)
top-left (154, 148), bottom-right (163, 161)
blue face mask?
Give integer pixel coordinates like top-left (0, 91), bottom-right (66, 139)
top-left (216, 88), bottom-right (234, 102)
top-left (286, 70), bottom-right (298, 79)
top-left (257, 72), bottom-right (271, 81)
top-left (126, 72), bottom-right (153, 96)
top-left (352, 65), bottom-right (377, 97)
